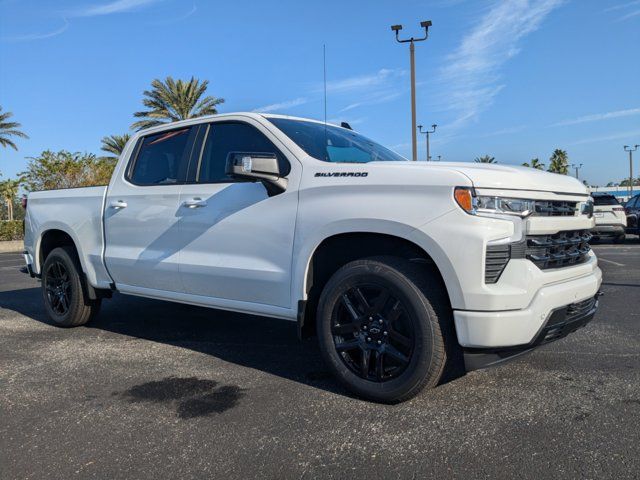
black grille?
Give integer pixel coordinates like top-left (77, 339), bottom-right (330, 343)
top-left (539, 296), bottom-right (598, 344)
top-left (485, 244), bottom-right (510, 283)
top-left (533, 200), bottom-right (578, 217)
top-left (524, 230), bottom-right (591, 270)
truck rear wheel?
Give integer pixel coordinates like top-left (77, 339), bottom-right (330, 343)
top-left (41, 246), bottom-right (100, 327)
top-left (316, 256), bottom-right (451, 403)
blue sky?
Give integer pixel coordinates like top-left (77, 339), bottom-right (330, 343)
top-left (1, 0), bottom-right (639, 186)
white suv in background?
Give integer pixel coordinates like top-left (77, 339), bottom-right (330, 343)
top-left (591, 193), bottom-right (627, 243)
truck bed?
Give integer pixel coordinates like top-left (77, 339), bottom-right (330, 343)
top-left (24, 186), bottom-right (112, 289)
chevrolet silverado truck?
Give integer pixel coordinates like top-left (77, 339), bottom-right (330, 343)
top-left (23, 113), bottom-right (602, 403)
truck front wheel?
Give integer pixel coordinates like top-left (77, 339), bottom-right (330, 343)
top-left (41, 246), bottom-right (100, 327)
top-left (316, 256), bottom-right (451, 403)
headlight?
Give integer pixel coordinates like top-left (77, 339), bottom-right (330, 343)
top-left (454, 187), bottom-right (534, 217)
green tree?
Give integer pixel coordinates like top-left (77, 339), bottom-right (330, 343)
top-left (522, 158), bottom-right (545, 170)
top-left (21, 150), bottom-right (116, 191)
top-left (474, 155), bottom-right (496, 163)
top-left (547, 149), bottom-right (569, 174)
top-left (101, 133), bottom-right (131, 160)
top-left (0, 178), bottom-right (20, 220)
top-left (0, 106), bottom-right (29, 151)
top-left (132, 77), bottom-right (224, 131)
top-left (619, 177), bottom-right (640, 187)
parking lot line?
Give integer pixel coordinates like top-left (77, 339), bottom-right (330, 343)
top-left (597, 257), bottom-right (626, 267)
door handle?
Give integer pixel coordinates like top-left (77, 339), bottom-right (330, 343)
top-left (110, 200), bottom-right (128, 210)
top-left (182, 198), bottom-right (207, 209)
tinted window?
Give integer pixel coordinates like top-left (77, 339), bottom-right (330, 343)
top-left (129, 127), bottom-right (195, 186)
top-left (269, 118), bottom-right (406, 163)
top-left (593, 194), bottom-right (620, 206)
top-left (628, 195), bottom-right (639, 208)
top-left (198, 122), bottom-right (289, 183)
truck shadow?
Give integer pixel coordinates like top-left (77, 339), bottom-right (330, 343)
top-left (1, 286), bottom-right (345, 396)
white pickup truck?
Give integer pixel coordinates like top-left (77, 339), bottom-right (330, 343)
top-left (23, 113), bottom-right (602, 403)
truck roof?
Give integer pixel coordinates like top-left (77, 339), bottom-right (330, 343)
top-left (134, 112), bottom-right (346, 136)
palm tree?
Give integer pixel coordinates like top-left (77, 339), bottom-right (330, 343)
top-left (101, 133), bottom-right (131, 160)
top-left (522, 158), bottom-right (545, 170)
top-left (132, 77), bottom-right (225, 131)
top-left (0, 106), bottom-right (29, 151)
top-left (548, 149), bottom-right (569, 174)
top-left (474, 155), bottom-right (496, 163)
top-left (0, 179), bottom-right (20, 221)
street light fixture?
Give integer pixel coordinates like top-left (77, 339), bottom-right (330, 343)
top-left (571, 163), bottom-right (583, 180)
top-left (418, 124), bottom-right (437, 161)
top-left (624, 145), bottom-right (639, 199)
top-left (391, 20), bottom-right (432, 161)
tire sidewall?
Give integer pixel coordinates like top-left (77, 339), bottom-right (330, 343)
top-left (317, 261), bottom-right (439, 402)
top-left (41, 247), bottom-right (85, 327)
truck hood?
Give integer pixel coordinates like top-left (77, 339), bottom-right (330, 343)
top-left (376, 161), bottom-right (589, 196)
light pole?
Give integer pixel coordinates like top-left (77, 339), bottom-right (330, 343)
top-left (571, 163), bottom-right (583, 179)
top-left (391, 21), bottom-right (432, 161)
top-left (418, 124), bottom-right (437, 161)
top-left (624, 145), bottom-right (638, 199)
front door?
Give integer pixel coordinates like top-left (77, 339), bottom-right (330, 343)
top-left (178, 120), bottom-right (299, 308)
top-left (104, 125), bottom-right (198, 292)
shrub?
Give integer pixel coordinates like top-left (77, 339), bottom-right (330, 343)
top-left (0, 220), bottom-right (23, 241)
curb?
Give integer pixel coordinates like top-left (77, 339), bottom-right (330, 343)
top-left (0, 240), bottom-right (24, 253)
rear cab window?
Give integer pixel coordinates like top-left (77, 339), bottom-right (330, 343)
top-left (127, 127), bottom-right (198, 186)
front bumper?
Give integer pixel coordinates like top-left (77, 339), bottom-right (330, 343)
top-left (592, 224), bottom-right (625, 236)
top-left (454, 265), bottom-right (602, 349)
top-left (463, 292), bottom-right (601, 370)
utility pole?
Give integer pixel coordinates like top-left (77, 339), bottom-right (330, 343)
top-left (624, 145), bottom-right (638, 199)
top-left (418, 124), bottom-right (437, 161)
top-left (571, 163), bottom-right (583, 180)
top-left (391, 21), bottom-right (432, 161)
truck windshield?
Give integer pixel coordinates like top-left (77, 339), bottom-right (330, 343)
top-left (268, 118), bottom-right (406, 163)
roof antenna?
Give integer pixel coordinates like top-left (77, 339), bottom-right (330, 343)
top-left (323, 44), bottom-right (328, 160)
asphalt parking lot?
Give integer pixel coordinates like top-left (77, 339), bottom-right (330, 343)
top-left (1, 239), bottom-right (639, 479)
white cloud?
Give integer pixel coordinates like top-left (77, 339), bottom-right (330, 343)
top-left (551, 107), bottom-right (640, 127)
top-left (253, 97), bottom-right (308, 113)
top-left (569, 129), bottom-right (640, 145)
top-left (3, 18), bottom-right (69, 42)
top-left (339, 92), bottom-right (401, 113)
top-left (324, 69), bottom-right (406, 94)
top-left (617, 8), bottom-right (640, 20)
top-left (603, 0), bottom-right (640, 12)
top-left (152, 4), bottom-right (196, 25)
top-left (72, 0), bottom-right (165, 17)
top-left (437, 0), bottom-right (564, 130)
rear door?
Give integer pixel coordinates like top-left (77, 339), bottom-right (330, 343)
top-left (177, 119), bottom-right (299, 308)
top-left (104, 125), bottom-right (199, 292)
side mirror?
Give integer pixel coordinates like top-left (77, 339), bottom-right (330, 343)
top-left (225, 152), bottom-right (287, 195)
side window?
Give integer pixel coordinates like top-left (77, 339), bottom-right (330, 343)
top-left (128, 127), bottom-right (196, 186)
top-left (198, 122), bottom-right (290, 183)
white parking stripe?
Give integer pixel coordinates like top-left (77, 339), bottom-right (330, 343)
top-left (598, 257), bottom-right (625, 267)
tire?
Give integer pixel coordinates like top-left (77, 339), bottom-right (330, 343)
top-left (316, 256), bottom-right (453, 403)
top-left (41, 246), bottom-right (100, 327)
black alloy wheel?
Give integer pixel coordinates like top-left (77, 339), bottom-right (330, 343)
top-left (45, 260), bottom-right (72, 316)
top-left (41, 246), bottom-right (100, 327)
top-left (317, 256), bottom-right (453, 403)
top-left (331, 284), bottom-right (415, 382)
